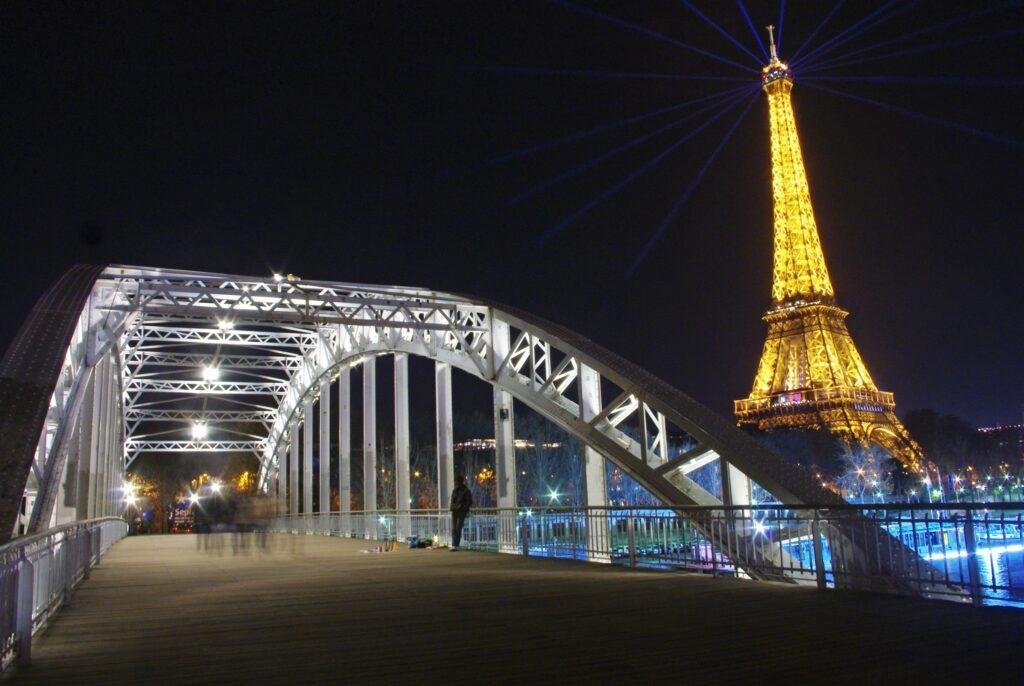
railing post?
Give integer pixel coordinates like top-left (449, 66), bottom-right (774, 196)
top-left (709, 512), bottom-right (719, 577)
top-left (811, 512), bottom-right (827, 591)
top-left (519, 515), bottom-right (529, 557)
top-left (82, 529), bottom-right (92, 581)
top-left (627, 515), bottom-right (637, 568)
top-left (64, 536), bottom-right (75, 597)
top-left (15, 554), bottom-right (35, 666)
top-left (962, 512), bottom-right (983, 606)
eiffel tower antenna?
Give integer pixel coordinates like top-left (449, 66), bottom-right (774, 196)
top-left (766, 24), bottom-right (779, 62)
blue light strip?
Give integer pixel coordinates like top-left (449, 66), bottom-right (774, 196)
top-left (537, 86), bottom-right (759, 245)
top-left (804, 2), bottom-right (1012, 69)
top-left (803, 75), bottom-right (1024, 88)
top-left (776, 0), bottom-right (786, 53)
top-left (737, 0), bottom-right (769, 61)
top-left (508, 87), bottom-right (752, 205)
top-left (491, 85), bottom-right (753, 166)
top-left (681, 1), bottom-right (763, 66)
top-left (789, 0), bottom-right (845, 62)
top-left (794, 0), bottom-right (901, 67)
top-left (801, 81), bottom-right (1024, 150)
top-left (463, 65), bottom-right (749, 82)
top-left (548, 0), bottom-right (758, 74)
top-left (802, 28), bottom-right (1024, 74)
top-left (625, 93), bottom-right (758, 278)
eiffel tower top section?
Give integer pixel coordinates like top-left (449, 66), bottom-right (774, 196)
top-left (759, 25), bottom-right (836, 307)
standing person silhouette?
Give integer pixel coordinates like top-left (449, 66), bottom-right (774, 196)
top-left (449, 475), bottom-right (473, 551)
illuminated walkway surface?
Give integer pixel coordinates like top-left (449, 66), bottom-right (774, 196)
top-left (14, 535), bottom-right (1024, 685)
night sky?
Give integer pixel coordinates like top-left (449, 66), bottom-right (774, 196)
top-left (2, 2), bottom-right (1022, 426)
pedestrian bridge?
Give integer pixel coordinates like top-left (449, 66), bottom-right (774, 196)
top-left (1, 265), bottom-right (1019, 677)
top-left (0, 265), bottom-right (951, 593)
top-left (9, 533), bottom-right (1024, 684)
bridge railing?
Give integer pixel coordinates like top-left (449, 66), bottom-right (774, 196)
top-left (0, 517), bottom-right (127, 671)
top-left (261, 504), bottom-right (1024, 608)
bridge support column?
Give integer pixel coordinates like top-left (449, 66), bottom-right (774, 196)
top-left (580, 364), bottom-right (610, 563)
top-left (303, 400), bottom-right (314, 527)
top-left (721, 462), bottom-right (752, 508)
top-left (78, 374), bottom-right (98, 520)
top-left (491, 318), bottom-right (517, 552)
top-left (338, 368), bottom-right (351, 535)
top-left (394, 353), bottom-right (411, 541)
top-left (276, 442), bottom-right (286, 515)
top-left (435, 361), bottom-right (454, 545)
top-left (93, 364), bottom-right (109, 518)
top-left (494, 387), bottom-right (517, 553)
top-left (100, 356), bottom-right (115, 517)
top-left (289, 421), bottom-right (299, 516)
top-left (319, 379), bottom-right (331, 528)
top-left (721, 459), bottom-right (753, 568)
top-left (363, 358), bottom-right (377, 540)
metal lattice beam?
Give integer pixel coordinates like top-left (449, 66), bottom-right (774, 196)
top-left (124, 440), bottom-right (265, 463)
top-left (122, 351), bottom-right (303, 370)
top-left (126, 327), bottom-right (314, 347)
top-left (124, 409), bottom-right (277, 422)
top-left (123, 379), bottom-right (288, 395)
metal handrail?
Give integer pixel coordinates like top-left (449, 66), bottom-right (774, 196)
top-left (262, 503), bottom-right (1024, 608)
top-left (0, 517), bottom-right (127, 672)
top-left (270, 502), bottom-right (1024, 513)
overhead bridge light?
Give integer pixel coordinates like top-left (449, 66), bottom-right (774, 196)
top-left (201, 365), bottom-right (220, 381)
top-left (192, 422), bottom-right (208, 440)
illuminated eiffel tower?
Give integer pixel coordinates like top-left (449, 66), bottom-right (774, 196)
top-left (734, 27), bottom-right (923, 472)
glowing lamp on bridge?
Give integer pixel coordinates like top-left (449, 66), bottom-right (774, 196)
top-left (217, 319), bottom-right (234, 331)
top-left (201, 365), bottom-right (220, 382)
top-left (191, 422), bottom-right (209, 440)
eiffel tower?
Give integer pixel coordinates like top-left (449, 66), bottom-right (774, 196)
top-left (734, 27), bottom-right (923, 472)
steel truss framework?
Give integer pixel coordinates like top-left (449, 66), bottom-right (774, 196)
top-left (736, 54), bottom-right (923, 470)
top-left (0, 264), bottom-right (940, 595)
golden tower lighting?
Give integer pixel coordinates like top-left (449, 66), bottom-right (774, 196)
top-left (734, 26), bottom-right (923, 472)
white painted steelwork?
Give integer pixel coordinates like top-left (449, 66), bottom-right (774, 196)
top-left (4, 264), bottom-right (925, 590)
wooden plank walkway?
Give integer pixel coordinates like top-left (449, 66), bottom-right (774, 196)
top-left (10, 534), bottom-right (1024, 684)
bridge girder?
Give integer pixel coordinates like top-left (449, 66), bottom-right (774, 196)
top-left (2, 264), bottom-right (920, 592)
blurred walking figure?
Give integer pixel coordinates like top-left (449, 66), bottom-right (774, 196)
top-left (449, 475), bottom-right (473, 551)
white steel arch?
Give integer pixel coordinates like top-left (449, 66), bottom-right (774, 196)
top-left (1, 264), bottom-right (924, 589)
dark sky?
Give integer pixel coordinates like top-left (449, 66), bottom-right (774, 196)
top-left (2, 2), bottom-right (1022, 426)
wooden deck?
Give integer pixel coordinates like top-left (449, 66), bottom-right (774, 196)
top-left (11, 534), bottom-right (1024, 684)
